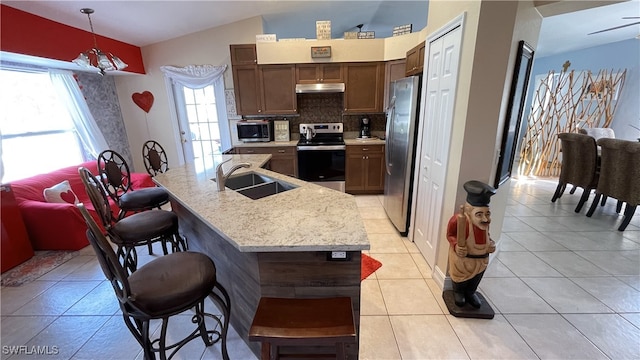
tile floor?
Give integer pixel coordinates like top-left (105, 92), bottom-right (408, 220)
top-left (1, 178), bottom-right (639, 359)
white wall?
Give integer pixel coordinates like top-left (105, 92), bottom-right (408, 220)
top-left (114, 16), bottom-right (264, 172)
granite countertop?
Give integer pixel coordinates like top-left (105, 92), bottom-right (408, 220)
top-left (153, 154), bottom-right (370, 253)
top-left (233, 138), bottom-right (386, 147)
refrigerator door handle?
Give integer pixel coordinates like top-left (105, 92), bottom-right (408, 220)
top-left (385, 96), bottom-right (396, 176)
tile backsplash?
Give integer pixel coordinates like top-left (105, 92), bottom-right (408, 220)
top-left (244, 93), bottom-right (386, 138)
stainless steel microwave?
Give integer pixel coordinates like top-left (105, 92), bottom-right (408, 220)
top-left (236, 120), bottom-right (273, 142)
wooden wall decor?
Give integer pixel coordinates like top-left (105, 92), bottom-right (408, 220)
top-left (517, 67), bottom-right (626, 178)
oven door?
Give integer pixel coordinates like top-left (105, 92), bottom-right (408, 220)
top-left (297, 145), bottom-right (346, 192)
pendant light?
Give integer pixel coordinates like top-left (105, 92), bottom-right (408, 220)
top-left (72, 8), bottom-right (127, 75)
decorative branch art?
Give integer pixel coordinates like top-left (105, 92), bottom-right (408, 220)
top-left (518, 66), bottom-right (626, 178)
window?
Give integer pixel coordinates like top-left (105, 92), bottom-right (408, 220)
top-left (0, 69), bottom-right (85, 183)
top-left (183, 85), bottom-right (223, 159)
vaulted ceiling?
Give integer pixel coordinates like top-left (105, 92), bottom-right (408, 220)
top-left (3, 0), bottom-right (639, 57)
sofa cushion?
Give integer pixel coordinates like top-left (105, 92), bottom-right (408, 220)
top-left (43, 180), bottom-right (80, 204)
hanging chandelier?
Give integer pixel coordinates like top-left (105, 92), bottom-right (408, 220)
top-left (72, 8), bottom-right (127, 75)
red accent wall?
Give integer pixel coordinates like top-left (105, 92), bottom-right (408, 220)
top-left (1, 5), bottom-right (145, 74)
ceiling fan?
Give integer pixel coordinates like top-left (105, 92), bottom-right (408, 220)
top-left (588, 16), bottom-right (640, 35)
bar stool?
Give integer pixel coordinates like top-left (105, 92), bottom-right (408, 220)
top-left (77, 203), bottom-right (231, 360)
top-left (79, 167), bottom-right (186, 274)
top-left (249, 297), bottom-right (356, 360)
top-left (98, 149), bottom-right (169, 220)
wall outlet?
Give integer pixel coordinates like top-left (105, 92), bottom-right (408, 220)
top-left (328, 251), bottom-right (350, 261)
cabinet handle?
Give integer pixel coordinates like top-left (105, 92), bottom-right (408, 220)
top-left (278, 150), bottom-right (285, 153)
top-left (362, 148), bottom-right (369, 151)
top-left (320, 78), bottom-right (324, 82)
top-left (258, 109), bottom-right (262, 113)
top-left (247, 150), bottom-right (255, 153)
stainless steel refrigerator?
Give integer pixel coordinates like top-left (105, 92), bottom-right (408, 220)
top-left (383, 75), bottom-right (421, 235)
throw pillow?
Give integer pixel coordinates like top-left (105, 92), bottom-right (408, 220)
top-left (43, 180), bottom-right (79, 205)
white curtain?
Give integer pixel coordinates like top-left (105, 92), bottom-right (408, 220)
top-left (48, 69), bottom-right (109, 158)
top-left (160, 64), bottom-right (231, 159)
top-left (159, 64), bottom-right (226, 89)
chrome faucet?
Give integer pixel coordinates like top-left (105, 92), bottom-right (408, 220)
top-left (216, 158), bottom-right (251, 191)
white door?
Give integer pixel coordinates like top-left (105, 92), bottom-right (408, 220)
top-left (172, 82), bottom-right (231, 166)
top-left (411, 19), bottom-right (463, 269)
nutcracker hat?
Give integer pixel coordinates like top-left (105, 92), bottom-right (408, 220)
top-left (463, 180), bottom-right (496, 207)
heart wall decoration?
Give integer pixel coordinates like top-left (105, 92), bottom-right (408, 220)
top-left (132, 91), bottom-right (154, 113)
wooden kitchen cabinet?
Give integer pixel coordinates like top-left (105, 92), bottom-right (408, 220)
top-left (343, 62), bottom-right (385, 114)
top-left (260, 65), bottom-right (297, 114)
top-left (405, 41), bottom-right (426, 76)
top-left (236, 146), bottom-right (298, 177)
top-left (233, 65), bottom-right (297, 115)
top-left (230, 44), bottom-right (258, 65)
top-left (345, 144), bottom-right (385, 194)
top-left (296, 63), bottom-right (343, 83)
top-left (232, 64), bottom-right (262, 115)
top-left (384, 59), bottom-right (407, 111)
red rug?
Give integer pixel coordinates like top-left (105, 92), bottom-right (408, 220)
top-left (361, 253), bottom-right (382, 281)
top-left (1, 251), bottom-right (78, 287)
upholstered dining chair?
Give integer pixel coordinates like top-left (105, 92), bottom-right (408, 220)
top-left (142, 140), bottom-right (169, 177)
top-left (551, 133), bottom-right (600, 213)
top-left (97, 149), bottom-right (169, 220)
top-left (78, 167), bottom-right (186, 274)
top-left (77, 203), bottom-right (231, 360)
top-left (578, 127), bottom-right (615, 141)
top-left (586, 138), bottom-right (640, 231)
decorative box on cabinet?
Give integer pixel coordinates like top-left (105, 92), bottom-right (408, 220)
top-left (1, 184), bottom-right (34, 273)
top-left (236, 146), bottom-right (297, 177)
top-left (345, 144), bottom-right (385, 194)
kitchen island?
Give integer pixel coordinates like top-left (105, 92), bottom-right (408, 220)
top-left (153, 154), bottom-right (369, 359)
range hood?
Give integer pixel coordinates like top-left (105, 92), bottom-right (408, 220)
top-left (295, 83), bottom-right (345, 93)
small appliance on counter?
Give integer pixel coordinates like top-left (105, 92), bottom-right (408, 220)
top-left (273, 120), bottom-right (290, 142)
top-left (359, 116), bottom-right (371, 139)
top-left (236, 119), bottom-right (273, 142)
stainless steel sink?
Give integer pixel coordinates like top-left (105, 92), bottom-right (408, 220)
top-left (224, 172), bottom-right (271, 190)
top-left (236, 180), bottom-right (297, 200)
top-left (215, 171), bottom-right (298, 199)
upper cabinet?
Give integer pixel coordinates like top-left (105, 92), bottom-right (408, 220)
top-left (384, 59), bottom-right (407, 111)
top-left (296, 64), bottom-right (344, 83)
top-left (230, 44), bottom-right (258, 65)
top-left (260, 65), bottom-right (297, 114)
top-left (343, 62), bottom-right (385, 114)
top-left (405, 41), bottom-right (425, 76)
top-left (230, 45), bottom-right (297, 115)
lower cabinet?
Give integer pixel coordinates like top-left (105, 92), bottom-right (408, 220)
top-left (236, 146), bottom-right (297, 177)
top-left (345, 144), bottom-right (385, 194)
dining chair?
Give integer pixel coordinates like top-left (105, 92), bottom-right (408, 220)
top-left (78, 167), bottom-right (186, 274)
top-left (77, 202), bottom-right (231, 360)
top-left (142, 140), bottom-right (169, 176)
top-left (551, 133), bottom-right (600, 213)
top-left (586, 138), bottom-right (640, 231)
top-left (98, 149), bottom-right (169, 220)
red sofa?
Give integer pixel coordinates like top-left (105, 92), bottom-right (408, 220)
top-left (8, 160), bottom-right (156, 251)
